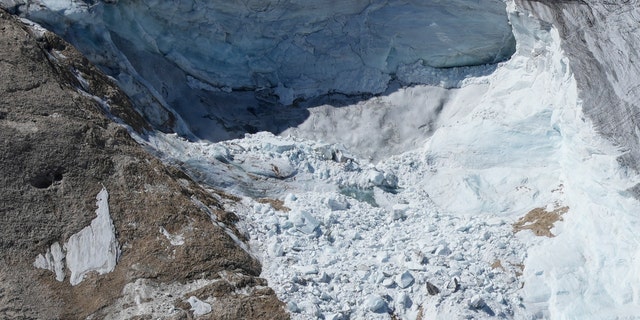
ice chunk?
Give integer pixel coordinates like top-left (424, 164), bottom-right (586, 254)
top-left (298, 266), bottom-right (319, 275)
top-left (261, 138), bottom-right (296, 154)
top-left (324, 313), bottom-right (345, 320)
top-left (290, 210), bottom-right (321, 235)
top-left (364, 295), bottom-right (388, 313)
top-left (327, 198), bottom-right (350, 211)
top-left (186, 296), bottom-right (212, 316)
top-left (367, 170), bottom-right (385, 186)
top-left (469, 295), bottom-right (485, 309)
top-left (392, 204), bottom-right (409, 220)
top-left (382, 277), bottom-right (396, 288)
top-left (287, 302), bottom-right (301, 313)
top-left (269, 242), bottom-right (284, 257)
top-left (436, 245), bottom-right (452, 256)
top-left (318, 272), bottom-right (331, 283)
top-left (396, 292), bottom-right (412, 309)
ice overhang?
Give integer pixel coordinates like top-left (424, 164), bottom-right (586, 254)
top-left (4, 0), bottom-right (514, 101)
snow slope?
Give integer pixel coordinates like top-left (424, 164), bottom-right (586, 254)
top-left (8, 0), bottom-right (640, 319)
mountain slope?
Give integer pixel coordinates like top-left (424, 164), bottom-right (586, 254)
top-left (0, 10), bottom-right (287, 319)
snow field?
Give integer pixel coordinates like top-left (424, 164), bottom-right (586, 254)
top-left (34, 188), bottom-right (119, 286)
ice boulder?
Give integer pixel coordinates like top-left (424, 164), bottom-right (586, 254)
top-left (365, 295), bottom-right (388, 313)
top-left (290, 210), bottom-right (321, 235)
top-left (396, 271), bottom-right (415, 289)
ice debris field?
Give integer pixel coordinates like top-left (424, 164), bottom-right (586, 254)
top-left (140, 4), bottom-right (640, 318)
top-left (16, 0), bottom-right (640, 318)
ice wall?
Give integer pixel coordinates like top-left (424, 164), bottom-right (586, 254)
top-left (1, 0), bottom-right (515, 137)
top-left (509, 1), bottom-right (640, 318)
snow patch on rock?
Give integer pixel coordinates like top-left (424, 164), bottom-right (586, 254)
top-left (186, 296), bottom-right (212, 316)
top-left (34, 188), bottom-right (119, 286)
top-left (33, 241), bottom-right (65, 282)
top-left (160, 227), bottom-right (185, 246)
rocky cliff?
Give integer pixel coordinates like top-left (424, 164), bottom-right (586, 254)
top-left (519, 0), bottom-right (640, 173)
top-left (0, 10), bottom-right (287, 319)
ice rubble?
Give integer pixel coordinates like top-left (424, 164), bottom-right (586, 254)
top-left (139, 1), bottom-right (640, 318)
top-left (34, 188), bottom-right (119, 286)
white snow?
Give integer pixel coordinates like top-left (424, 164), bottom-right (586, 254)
top-left (33, 241), bottom-right (65, 282)
top-left (132, 1), bottom-right (640, 318)
top-left (34, 188), bottom-right (119, 286)
top-left (65, 187), bottom-right (119, 286)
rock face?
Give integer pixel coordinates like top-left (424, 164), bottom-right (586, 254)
top-left (0, 10), bottom-right (287, 319)
top-left (518, 0), bottom-right (640, 174)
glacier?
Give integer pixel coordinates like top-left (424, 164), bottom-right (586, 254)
top-left (7, 0), bottom-right (640, 319)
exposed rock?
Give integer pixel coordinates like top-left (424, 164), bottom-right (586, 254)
top-left (446, 277), bottom-right (461, 293)
top-left (513, 207), bottom-right (569, 238)
top-left (426, 282), bottom-right (440, 296)
top-left (0, 10), bottom-right (287, 319)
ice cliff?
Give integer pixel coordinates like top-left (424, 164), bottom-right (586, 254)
top-left (2, 0), bottom-right (515, 139)
top-left (518, 0), bottom-right (640, 174)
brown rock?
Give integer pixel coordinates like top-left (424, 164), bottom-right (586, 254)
top-left (426, 281), bottom-right (440, 296)
top-left (0, 10), bottom-right (287, 319)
